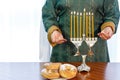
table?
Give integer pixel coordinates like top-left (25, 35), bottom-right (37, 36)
top-left (40, 62), bottom-right (120, 80)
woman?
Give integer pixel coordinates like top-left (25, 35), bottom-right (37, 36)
top-left (42, 0), bottom-right (119, 62)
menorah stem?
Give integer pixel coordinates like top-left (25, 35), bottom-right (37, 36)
top-left (82, 55), bottom-right (87, 64)
top-left (78, 55), bottom-right (90, 72)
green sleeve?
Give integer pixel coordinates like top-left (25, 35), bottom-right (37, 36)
top-left (103, 0), bottom-right (120, 33)
top-left (42, 0), bottom-right (59, 32)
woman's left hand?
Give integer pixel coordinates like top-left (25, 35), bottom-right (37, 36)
top-left (98, 27), bottom-right (114, 40)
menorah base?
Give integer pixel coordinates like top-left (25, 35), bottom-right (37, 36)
top-left (78, 63), bottom-right (90, 72)
top-left (78, 55), bottom-right (90, 72)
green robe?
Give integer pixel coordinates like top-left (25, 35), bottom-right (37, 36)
top-left (42, 0), bottom-right (119, 62)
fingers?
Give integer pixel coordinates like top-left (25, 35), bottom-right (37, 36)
top-left (51, 30), bottom-right (67, 44)
top-left (54, 34), bottom-right (67, 44)
top-left (98, 27), bottom-right (113, 40)
top-left (56, 39), bottom-right (67, 44)
top-left (53, 36), bottom-right (67, 44)
top-left (98, 32), bottom-right (110, 40)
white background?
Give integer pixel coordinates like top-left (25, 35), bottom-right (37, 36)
top-left (0, 0), bottom-right (40, 62)
top-left (0, 0), bottom-right (119, 62)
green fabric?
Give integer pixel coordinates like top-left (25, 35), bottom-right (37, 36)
top-left (42, 0), bottom-right (120, 62)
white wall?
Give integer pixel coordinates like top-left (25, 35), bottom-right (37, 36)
top-left (108, 0), bottom-right (120, 62)
top-left (39, 0), bottom-right (51, 62)
top-left (0, 0), bottom-right (40, 62)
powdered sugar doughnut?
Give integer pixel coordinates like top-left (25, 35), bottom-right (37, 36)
top-left (59, 64), bottom-right (77, 79)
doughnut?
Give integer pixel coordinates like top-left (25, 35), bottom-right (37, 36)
top-left (59, 64), bottom-right (77, 79)
top-left (41, 68), bottom-right (60, 79)
top-left (41, 63), bottom-right (77, 79)
top-left (44, 63), bottom-right (62, 69)
top-left (41, 63), bottom-right (62, 79)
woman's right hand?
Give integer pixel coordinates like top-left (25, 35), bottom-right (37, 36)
top-left (51, 30), bottom-right (67, 44)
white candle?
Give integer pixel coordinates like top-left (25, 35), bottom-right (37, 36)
top-left (83, 8), bottom-right (86, 36)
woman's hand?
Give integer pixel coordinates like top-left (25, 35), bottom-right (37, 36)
top-left (51, 30), bottom-right (67, 44)
top-left (98, 27), bottom-right (114, 40)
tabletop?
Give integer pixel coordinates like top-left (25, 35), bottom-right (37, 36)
top-left (0, 62), bottom-right (120, 80)
top-left (40, 62), bottom-right (120, 80)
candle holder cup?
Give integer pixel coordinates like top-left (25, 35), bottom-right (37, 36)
top-left (70, 38), bottom-right (82, 56)
top-left (86, 37), bottom-right (97, 57)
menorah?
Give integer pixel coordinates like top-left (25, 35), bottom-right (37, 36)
top-left (70, 9), bottom-right (97, 72)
